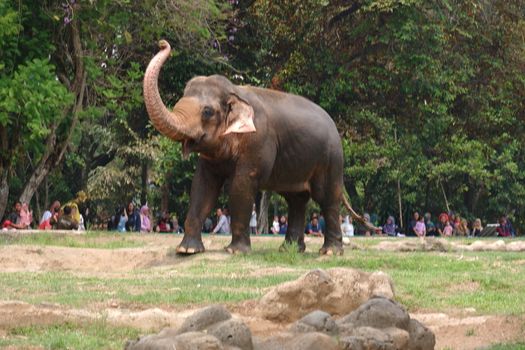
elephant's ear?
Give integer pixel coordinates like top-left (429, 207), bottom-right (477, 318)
top-left (223, 94), bottom-right (256, 135)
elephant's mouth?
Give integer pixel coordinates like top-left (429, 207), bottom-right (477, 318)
top-left (182, 134), bottom-right (205, 159)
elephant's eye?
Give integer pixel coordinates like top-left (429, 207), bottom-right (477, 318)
top-left (202, 106), bottom-right (214, 120)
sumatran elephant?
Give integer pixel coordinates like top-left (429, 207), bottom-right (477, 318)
top-left (144, 40), bottom-right (371, 255)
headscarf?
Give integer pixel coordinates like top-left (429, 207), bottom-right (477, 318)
top-left (140, 205), bottom-right (151, 232)
top-left (383, 216), bottom-right (396, 235)
top-left (439, 213), bottom-right (449, 223)
top-left (62, 202), bottom-right (80, 223)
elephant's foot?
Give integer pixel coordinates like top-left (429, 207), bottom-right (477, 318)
top-left (279, 240), bottom-right (306, 253)
top-left (176, 237), bottom-right (205, 255)
top-left (225, 242), bottom-right (251, 254)
top-left (319, 244), bottom-right (344, 256)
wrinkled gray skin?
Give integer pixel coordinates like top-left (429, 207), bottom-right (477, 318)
top-left (144, 40), bottom-right (351, 255)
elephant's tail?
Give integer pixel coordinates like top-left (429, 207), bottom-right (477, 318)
top-left (342, 193), bottom-right (380, 232)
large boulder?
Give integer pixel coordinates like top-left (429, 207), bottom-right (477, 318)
top-left (338, 297), bottom-right (434, 350)
top-left (126, 305), bottom-right (252, 350)
top-left (406, 319), bottom-right (435, 350)
top-left (257, 268), bottom-right (394, 322)
top-left (290, 310), bottom-right (338, 334)
top-left (125, 331), bottom-right (224, 350)
top-left (177, 304), bottom-right (232, 334)
top-left (338, 297), bottom-right (410, 330)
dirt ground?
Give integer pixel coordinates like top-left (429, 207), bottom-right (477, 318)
top-left (0, 234), bottom-right (524, 349)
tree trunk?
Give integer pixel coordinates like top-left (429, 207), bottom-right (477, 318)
top-left (19, 156), bottom-right (55, 205)
top-left (34, 185), bottom-right (42, 224)
top-left (140, 161), bottom-right (148, 205)
top-left (19, 18), bottom-right (86, 206)
top-left (0, 169), bottom-right (9, 220)
top-left (257, 191), bottom-right (269, 234)
top-left (160, 182), bottom-right (169, 213)
top-left (397, 178), bottom-right (403, 229)
top-left (19, 71), bottom-right (86, 205)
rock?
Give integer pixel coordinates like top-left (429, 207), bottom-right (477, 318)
top-left (338, 297), bottom-right (410, 331)
top-left (125, 331), bottom-right (223, 350)
top-left (290, 310), bottom-right (338, 334)
top-left (340, 335), bottom-right (395, 350)
top-left (507, 241), bottom-right (525, 251)
top-left (406, 319), bottom-right (435, 350)
top-left (375, 239), bottom-right (449, 252)
top-left (352, 327), bottom-right (392, 343)
top-left (382, 327), bottom-right (410, 350)
top-left (463, 240), bottom-right (506, 252)
top-left (177, 305), bottom-right (232, 334)
top-left (286, 332), bottom-right (339, 350)
top-left (257, 268), bottom-right (394, 322)
top-left (207, 318), bottom-right (253, 350)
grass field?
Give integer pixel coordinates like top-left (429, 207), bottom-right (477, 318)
top-left (0, 232), bottom-right (524, 349)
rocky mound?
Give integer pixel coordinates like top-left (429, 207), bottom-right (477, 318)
top-left (256, 268), bottom-right (394, 322)
top-left (126, 268), bottom-right (435, 350)
top-left (126, 298), bottom-right (434, 350)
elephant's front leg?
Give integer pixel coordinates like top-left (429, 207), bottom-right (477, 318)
top-left (177, 160), bottom-right (224, 254)
top-left (225, 172), bottom-right (258, 254)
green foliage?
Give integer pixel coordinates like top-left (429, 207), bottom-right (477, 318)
top-left (235, 0), bottom-right (525, 230)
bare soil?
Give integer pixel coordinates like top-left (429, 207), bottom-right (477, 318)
top-left (0, 234), bottom-right (524, 349)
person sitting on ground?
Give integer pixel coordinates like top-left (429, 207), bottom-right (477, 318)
top-left (443, 220), bottom-right (453, 237)
top-left (202, 216), bottom-right (213, 233)
top-left (125, 202), bottom-right (141, 232)
top-left (496, 216), bottom-right (514, 237)
top-left (414, 215), bottom-right (426, 238)
top-left (271, 215), bottom-right (280, 235)
top-left (2, 202), bottom-right (26, 230)
top-left (140, 205), bottom-right (152, 233)
top-left (279, 215), bottom-right (288, 235)
top-left (39, 203), bottom-right (60, 230)
top-left (318, 213), bottom-right (326, 235)
top-left (471, 218), bottom-right (483, 237)
top-left (156, 211), bottom-right (171, 233)
top-left (40, 201), bottom-right (60, 227)
top-left (19, 203), bottom-right (33, 229)
top-left (171, 216), bottom-right (184, 234)
top-left (250, 204), bottom-right (258, 235)
top-left (305, 216), bottom-right (323, 237)
top-left (382, 216), bottom-right (398, 237)
top-left (116, 207), bottom-right (128, 232)
top-left (409, 211), bottom-right (420, 236)
top-left (436, 213), bottom-right (448, 236)
top-left (341, 214), bottom-right (354, 237)
top-left (57, 205), bottom-right (79, 230)
top-left (500, 214), bottom-right (515, 237)
top-left (453, 216), bottom-right (469, 236)
top-left (424, 212), bottom-right (436, 236)
top-left (355, 213), bottom-right (372, 236)
top-left (212, 208), bottom-right (230, 234)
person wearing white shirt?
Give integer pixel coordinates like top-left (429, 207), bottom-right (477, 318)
top-left (212, 208), bottom-right (231, 234)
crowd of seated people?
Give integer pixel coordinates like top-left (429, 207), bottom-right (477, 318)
top-left (1, 198), bottom-right (519, 238)
top-left (1, 200), bottom-right (86, 231)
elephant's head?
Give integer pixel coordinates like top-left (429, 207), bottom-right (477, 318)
top-left (143, 40), bottom-right (256, 159)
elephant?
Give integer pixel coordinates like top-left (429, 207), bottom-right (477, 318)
top-left (143, 40), bottom-right (372, 255)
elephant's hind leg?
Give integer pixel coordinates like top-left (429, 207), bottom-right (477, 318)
top-left (311, 165), bottom-right (344, 256)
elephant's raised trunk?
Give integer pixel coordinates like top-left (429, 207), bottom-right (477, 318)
top-left (144, 40), bottom-right (192, 141)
